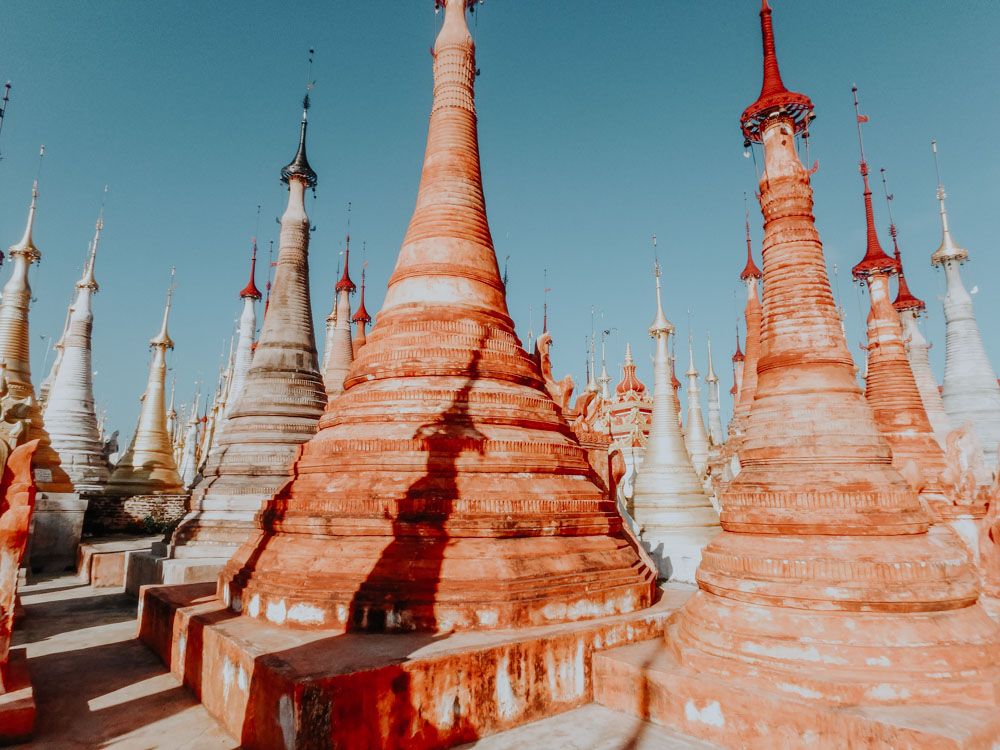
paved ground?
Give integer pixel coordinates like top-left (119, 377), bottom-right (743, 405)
top-left (14, 575), bottom-right (236, 749)
top-left (12, 576), bottom-right (712, 749)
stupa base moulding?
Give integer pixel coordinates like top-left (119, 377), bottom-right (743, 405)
top-left (596, 637), bottom-right (1000, 749)
top-left (138, 582), bottom-right (689, 749)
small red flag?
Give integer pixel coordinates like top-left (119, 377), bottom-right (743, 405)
top-left (857, 114), bottom-right (869, 123)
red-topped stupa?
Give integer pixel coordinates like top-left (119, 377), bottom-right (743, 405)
top-left (656, 2), bottom-right (1000, 740)
top-left (849, 87), bottom-right (954, 514)
top-left (218, 0), bottom-right (654, 632)
top-left (351, 262), bottom-right (372, 356)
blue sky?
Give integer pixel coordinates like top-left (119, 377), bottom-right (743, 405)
top-left (1, 1), bottom-right (998, 437)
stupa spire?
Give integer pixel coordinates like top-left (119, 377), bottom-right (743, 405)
top-left (43, 196), bottom-right (111, 491)
top-left (351, 260), bottom-right (372, 356)
top-left (734, 206), bottom-right (764, 427)
top-left (227, 238), bottom-right (261, 417)
top-left (704, 333), bottom-right (724, 446)
top-left (630, 263), bottom-right (719, 583)
top-left (324, 231), bottom-right (355, 396)
top-left (217, 0), bottom-right (654, 632)
top-left (598, 331), bottom-right (612, 400)
top-left (105, 269), bottom-right (183, 495)
top-left (929, 141), bottom-right (1000, 466)
top-left (684, 331), bottom-right (710, 477)
top-left (239, 238), bottom-right (262, 301)
top-left (930, 141), bottom-right (967, 265)
top-left (664, 2), bottom-right (1000, 725)
top-left (850, 88), bottom-right (898, 278)
top-left (739, 211), bottom-right (762, 281)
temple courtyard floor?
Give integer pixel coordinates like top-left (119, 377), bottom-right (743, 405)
top-left (13, 575), bottom-right (714, 749)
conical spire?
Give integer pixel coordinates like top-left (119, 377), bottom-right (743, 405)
top-left (880, 168), bottom-right (925, 313)
top-left (739, 214), bottom-right (762, 280)
top-left (649, 261), bottom-right (673, 337)
top-left (239, 239), bottom-right (262, 300)
top-left (280, 93), bottom-right (318, 189)
top-left (218, 0), bottom-right (653, 633)
top-left (850, 87), bottom-right (898, 279)
top-left (731, 329), bottom-right (744, 362)
top-left (705, 332), bottom-right (725, 447)
top-left (351, 264), bottom-right (371, 326)
top-left (705, 333), bottom-right (718, 383)
top-left (598, 334), bottom-right (612, 400)
top-left (8, 181), bottom-right (41, 265)
top-left (739, 0), bottom-right (813, 144)
top-left (78, 210), bottom-right (101, 291)
top-left (930, 141), bottom-right (968, 265)
top-left (335, 234), bottom-right (356, 293)
top-left (150, 269), bottom-right (175, 349)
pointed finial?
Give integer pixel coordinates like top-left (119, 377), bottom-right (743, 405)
top-left (280, 52), bottom-right (318, 189)
top-left (542, 270), bottom-right (550, 334)
top-left (740, 0), bottom-right (814, 144)
top-left (9, 176), bottom-right (41, 263)
top-left (150, 266), bottom-right (176, 349)
top-left (336, 221), bottom-right (356, 293)
top-left (649, 255), bottom-right (673, 336)
top-left (929, 140), bottom-right (968, 265)
top-left (732, 326), bottom-right (744, 362)
top-left (686, 331), bottom-right (698, 377)
top-left (850, 86), bottom-right (897, 280)
top-left (740, 194), bottom-right (763, 280)
top-left (352, 259), bottom-right (372, 326)
top-left (705, 332), bottom-right (719, 383)
top-left (78, 187), bottom-right (107, 291)
top-left (240, 237), bottom-right (262, 300)
top-left (624, 341), bottom-right (634, 367)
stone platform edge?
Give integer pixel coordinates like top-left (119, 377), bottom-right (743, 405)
top-left (594, 638), bottom-right (1000, 750)
top-left (138, 582), bottom-right (691, 750)
top-left (0, 647), bottom-right (34, 745)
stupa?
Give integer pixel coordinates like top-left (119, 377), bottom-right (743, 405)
top-left (323, 235), bottom-right (355, 396)
top-left (42, 207), bottom-right (110, 491)
top-left (850, 87), bottom-right (951, 512)
top-left (217, 0), bottom-right (654, 632)
top-left (152, 92), bottom-right (326, 571)
top-left (0, 180), bottom-right (80, 571)
top-left (704, 334), bottom-right (723, 446)
top-left (607, 4), bottom-right (1000, 744)
top-left (176, 395), bottom-right (200, 488)
top-left (629, 266), bottom-right (719, 584)
top-left (351, 261), bottom-right (372, 356)
top-left (931, 142), bottom-right (1000, 470)
top-left (730, 329), bottom-right (743, 405)
top-left (683, 336), bottom-right (709, 477)
top-left (227, 239), bottom-right (261, 416)
top-left (884, 170), bottom-right (952, 449)
top-left (105, 276), bottom-right (184, 495)
top-left (733, 215), bottom-right (763, 425)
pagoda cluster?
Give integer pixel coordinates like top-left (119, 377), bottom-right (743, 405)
top-left (0, 0), bottom-right (999, 747)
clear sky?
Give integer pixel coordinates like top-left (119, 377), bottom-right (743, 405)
top-left (1, 1), bottom-right (998, 438)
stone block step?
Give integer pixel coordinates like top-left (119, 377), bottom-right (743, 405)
top-left (456, 702), bottom-right (721, 749)
top-left (593, 639), bottom-right (1000, 749)
top-left (75, 535), bottom-right (160, 587)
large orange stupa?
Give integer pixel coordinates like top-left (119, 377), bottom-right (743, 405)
top-left (646, 1), bottom-right (1000, 740)
top-left (218, 0), bottom-right (654, 633)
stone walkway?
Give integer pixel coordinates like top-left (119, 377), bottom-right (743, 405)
top-left (13, 576), bottom-right (712, 749)
top-left (15, 575), bottom-right (235, 749)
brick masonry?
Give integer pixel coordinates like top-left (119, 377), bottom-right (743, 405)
top-left (82, 493), bottom-right (189, 535)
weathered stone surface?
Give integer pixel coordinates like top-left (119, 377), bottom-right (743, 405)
top-left (218, 0), bottom-right (653, 633)
top-left (666, 0), bottom-right (1000, 722)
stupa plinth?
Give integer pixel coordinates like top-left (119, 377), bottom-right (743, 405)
top-left (105, 277), bottom-right (185, 496)
top-left (608, 4), bottom-right (1000, 746)
top-left (629, 268), bottom-right (719, 583)
top-left (43, 209), bottom-right (110, 492)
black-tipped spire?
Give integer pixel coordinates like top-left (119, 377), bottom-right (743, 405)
top-left (280, 88), bottom-right (318, 188)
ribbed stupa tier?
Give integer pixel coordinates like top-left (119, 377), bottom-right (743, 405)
top-left (323, 240), bottom-right (355, 397)
top-left (704, 335), bottom-right (724, 445)
top-left (630, 273), bottom-right (719, 584)
top-left (684, 340), bottom-right (710, 476)
top-left (931, 170), bottom-right (1000, 470)
top-left (106, 286), bottom-right (184, 495)
top-left (219, 0), bottom-right (654, 633)
top-left (0, 183), bottom-right (73, 494)
top-left (670, 2), bottom-right (1000, 708)
top-left (169, 104), bottom-right (326, 555)
top-left (42, 212), bottom-right (110, 491)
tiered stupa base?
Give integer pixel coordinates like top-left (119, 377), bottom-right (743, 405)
top-left (596, 635), bottom-right (1000, 750)
top-left (139, 581), bottom-right (689, 749)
